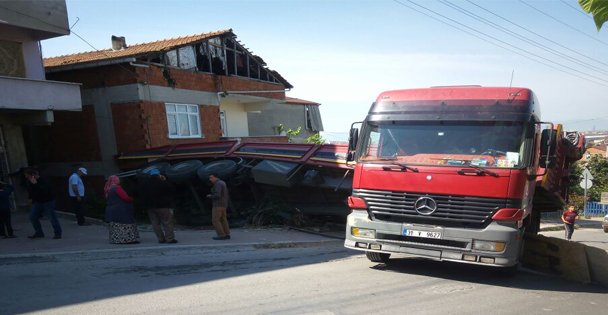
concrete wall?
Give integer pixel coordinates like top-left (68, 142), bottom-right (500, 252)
top-left (247, 104), bottom-right (317, 139)
top-left (22, 41), bottom-right (45, 80)
top-left (0, 0), bottom-right (69, 39)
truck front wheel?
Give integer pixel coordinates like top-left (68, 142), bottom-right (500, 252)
top-left (366, 251), bottom-right (390, 263)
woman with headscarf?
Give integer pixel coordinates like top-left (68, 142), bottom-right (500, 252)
top-left (104, 175), bottom-right (139, 244)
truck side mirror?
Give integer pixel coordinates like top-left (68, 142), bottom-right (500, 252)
top-left (347, 125), bottom-right (360, 162)
top-left (539, 129), bottom-right (557, 169)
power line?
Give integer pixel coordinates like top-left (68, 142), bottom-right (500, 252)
top-left (390, 0), bottom-right (608, 87)
top-left (559, 0), bottom-right (593, 20)
top-left (464, 0), bottom-right (608, 71)
top-left (519, 0), bottom-right (608, 47)
top-left (440, 0), bottom-right (608, 77)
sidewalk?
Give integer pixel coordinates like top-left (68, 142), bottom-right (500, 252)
top-left (540, 216), bottom-right (604, 231)
top-left (0, 210), bottom-right (340, 258)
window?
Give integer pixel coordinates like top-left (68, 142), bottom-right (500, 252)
top-left (358, 121), bottom-right (529, 168)
top-left (304, 105), bottom-right (324, 131)
top-left (165, 103), bottom-right (202, 138)
top-left (219, 110), bottom-right (227, 137)
top-left (165, 46), bottom-right (197, 70)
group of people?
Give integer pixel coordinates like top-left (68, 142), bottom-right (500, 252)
top-left (104, 168), bottom-right (230, 244)
top-left (104, 169), bottom-right (177, 245)
top-left (0, 166), bottom-right (231, 244)
top-left (17, 168), bottom-right (89, 239)
top-left (103, 169), bottom-right (231, 244)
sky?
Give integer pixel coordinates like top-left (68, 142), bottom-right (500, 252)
top-left (40, 0), bottom-right (608, 133)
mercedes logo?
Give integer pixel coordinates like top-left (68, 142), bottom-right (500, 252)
top-left (414, 197), bottom-right (438, 215)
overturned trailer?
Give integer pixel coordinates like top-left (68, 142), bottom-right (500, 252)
top-left (117, 141), bottom-right (353, 226)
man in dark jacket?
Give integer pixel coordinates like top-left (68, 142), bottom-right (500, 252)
top-left (24, 169), bottom-right (62, 239)
top-left (137, 168), bottom-right (177, 243)
top-left (207, 173), bottom-right (230, 240)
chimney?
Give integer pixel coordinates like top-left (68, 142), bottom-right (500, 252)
top-left (111, 36), bottom-right (127, 50)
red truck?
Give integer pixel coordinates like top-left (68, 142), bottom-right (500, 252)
top-left (344, 86), bottom-right (584, 271)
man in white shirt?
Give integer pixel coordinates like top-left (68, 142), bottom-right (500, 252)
top-left (68, 167), bottom-right (89, 226)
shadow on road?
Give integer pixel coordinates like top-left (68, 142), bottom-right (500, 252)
top-left (0, 242), bottom-right (354, 314)
top-left (369, 257), bottom-right (608, 294)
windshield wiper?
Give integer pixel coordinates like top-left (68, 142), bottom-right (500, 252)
top-left (381, 162), bottom-right (419, 172)
top-left (458, 163), bottom-right (499, 177)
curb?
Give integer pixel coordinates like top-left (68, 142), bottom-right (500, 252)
top-left (0, 239), bottom-right (343, 260)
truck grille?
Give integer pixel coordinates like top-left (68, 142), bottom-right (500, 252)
top-left (353, 189), bottom-right (519, 229)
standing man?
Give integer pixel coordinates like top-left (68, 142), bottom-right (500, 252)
top-left (561, 205), bottom-right (578, 241)
top-left (24, 169), bottom-right (62, 239)
top-left (207, 173), bottom-right (230, 240)
top-left (137, 168), bottom-right (177, 243)
top-left (68, 167), bottom-right (89, 226)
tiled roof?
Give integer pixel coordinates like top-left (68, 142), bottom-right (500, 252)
top-left (284, 97), bottom-right (320, 106)
top-left (44, 29), bottom-right (234, 69)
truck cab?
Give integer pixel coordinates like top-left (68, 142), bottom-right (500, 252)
top-left (344, 86), bottom-right (564, 268)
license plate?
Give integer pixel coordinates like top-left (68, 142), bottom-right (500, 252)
top-left (403, 229), bottom-right (442, 239)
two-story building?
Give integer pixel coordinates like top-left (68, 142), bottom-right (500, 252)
top-left (27, 29), bottom-right (322, 208)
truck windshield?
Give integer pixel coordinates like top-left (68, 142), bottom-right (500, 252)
top-left (358, 121), bottom-right (529, 168)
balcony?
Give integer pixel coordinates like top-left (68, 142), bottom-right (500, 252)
top-left (0, 75), bottom-right (81, 111)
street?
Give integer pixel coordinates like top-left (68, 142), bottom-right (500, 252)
top-left (1, 235), bottom-right (607, 315)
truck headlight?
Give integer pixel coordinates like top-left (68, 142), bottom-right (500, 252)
top-left (351, 227), bottom-right (375, 239)
top-left (472, 240), bottom-right (505, 252)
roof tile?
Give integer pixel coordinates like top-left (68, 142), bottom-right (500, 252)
top-left (44, 29), bottom-right (234, 68)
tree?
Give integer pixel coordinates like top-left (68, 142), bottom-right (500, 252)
top-left (579, 0), bottom-right (608, 31)
top-left (568, 156), bottom-right (608, 207)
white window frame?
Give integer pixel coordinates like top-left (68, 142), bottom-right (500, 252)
top-left (220, 110), bottom-right (227, 137)
top-left (165, 103), bottom-right (203, 139)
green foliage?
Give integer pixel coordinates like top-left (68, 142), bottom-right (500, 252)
top-left (568, 157), bottom-right (608, 204)
top-left (305, 133), bottom-right (325, 144)
top-left (579, 0), bottom-right (608, 31)
top-left (585, 155), bottom-right (608, 201)
top-left (286, 126), bottom-right (301, 137)
top-left (274, 123), bottom-right (302, 143)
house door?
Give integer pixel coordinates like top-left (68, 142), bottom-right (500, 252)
top-left (220, 111), bottom-right (227, 137)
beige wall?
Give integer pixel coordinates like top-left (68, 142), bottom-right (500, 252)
top-left (219, 100), bottom-right (249, 137)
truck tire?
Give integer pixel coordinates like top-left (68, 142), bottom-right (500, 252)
top-left (165, 160), bottom-right (203, 183)
top-left (196, 159), bottom-right (239, 181)
top-left (366, 251), bottom-right (390, 264)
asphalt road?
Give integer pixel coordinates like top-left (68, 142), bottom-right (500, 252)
top-left (1, 239), bottom-right (607, 315)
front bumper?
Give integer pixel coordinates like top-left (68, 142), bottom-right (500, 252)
top-left (344, 210), bottom-right (523, 267)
